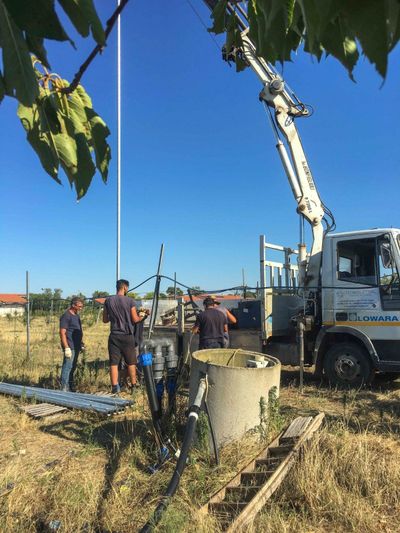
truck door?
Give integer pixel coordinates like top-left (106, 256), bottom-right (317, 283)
top-left (333, 235), bottom-right (400, 363)
top-left (374, 235), bottom-right (400, 361)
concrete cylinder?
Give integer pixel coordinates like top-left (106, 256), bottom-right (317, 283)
top-left (189, 349), bottom-right (281, 449)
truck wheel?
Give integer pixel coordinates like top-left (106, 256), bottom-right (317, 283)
top-left (323, 342), bottom-right (374, 387)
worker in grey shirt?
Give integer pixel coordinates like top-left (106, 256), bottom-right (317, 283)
top-left (103, 279), bottom-right (149, 393)
top-left (59, 297), bottom-right (84, 391)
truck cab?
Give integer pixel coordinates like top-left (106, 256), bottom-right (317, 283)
top-left (315, 228), bottom-right (400, 384)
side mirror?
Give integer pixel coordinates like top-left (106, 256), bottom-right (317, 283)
top-left (380, 242), bottom-right (393, 269)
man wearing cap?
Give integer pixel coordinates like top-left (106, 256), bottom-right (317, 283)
top-left (209, 295), bottom-right (237, 348)
top-left (192, 296), bottom-right (228, 349)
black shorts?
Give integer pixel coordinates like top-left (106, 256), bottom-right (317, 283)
top-left (108, 334), bottom-right (137, 366)
top-left (199, 339), bottom-right (223, 349)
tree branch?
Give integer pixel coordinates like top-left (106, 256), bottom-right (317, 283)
top-left (62, 0), bottom-right (130, 95)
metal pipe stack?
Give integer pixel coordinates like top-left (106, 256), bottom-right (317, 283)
top-left (0, 383), bottom-right (132, 415)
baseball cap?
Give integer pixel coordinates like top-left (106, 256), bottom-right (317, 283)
top-left (203, 295), bottom-right (221, 306)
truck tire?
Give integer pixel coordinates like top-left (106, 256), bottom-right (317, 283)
top-left (323, 342), bottom-right (374, 387)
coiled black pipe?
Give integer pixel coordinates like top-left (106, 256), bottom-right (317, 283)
top-left (140, 378), bottom-right (207, 533)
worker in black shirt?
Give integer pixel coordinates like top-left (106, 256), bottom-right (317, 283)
top-left (192, 296), bottom-right (227, 349)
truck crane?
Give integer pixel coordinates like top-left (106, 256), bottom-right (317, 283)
top-left (202, 0), bottom-right (400, 386)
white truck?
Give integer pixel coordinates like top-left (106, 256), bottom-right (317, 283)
top-left (203, 0), bottom-right (400, 386)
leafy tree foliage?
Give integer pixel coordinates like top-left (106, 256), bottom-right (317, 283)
top-left (166, 286), bottom-right (184, 297)
top-left (208, 0), bottom-right (400, 79)
top-left (92, 290), bottom-right (110, 299)
top-left (29, 287), bottom-right (64, 311)
top-left (0, 0), bottom-right (111, 198)
top-left (143, 292), bottom-right (154, 299)
top-left (127, 292), bottom-right (140, 300)
top-left (1, 0), bottom-right (398, 198)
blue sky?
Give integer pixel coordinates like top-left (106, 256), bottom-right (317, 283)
top-left (1, 1), bottom-right (399, 298)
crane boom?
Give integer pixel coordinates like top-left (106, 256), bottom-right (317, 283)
top-left (202, 0), bottom-right (333, 293)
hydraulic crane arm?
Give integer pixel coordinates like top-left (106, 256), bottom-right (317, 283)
top-left (202, 0), bottom-right (333, 291)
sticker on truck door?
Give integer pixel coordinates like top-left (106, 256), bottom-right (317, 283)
top-left (335, 288), bottom-right (380, 310)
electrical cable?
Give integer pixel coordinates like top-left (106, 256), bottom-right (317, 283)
top-left (127, 275), bottom-right (157, 293)
top-left (185, 0), bottom-right (222, 53)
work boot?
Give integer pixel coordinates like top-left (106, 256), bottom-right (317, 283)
top-left (111, 384), bottom-right (121, 395)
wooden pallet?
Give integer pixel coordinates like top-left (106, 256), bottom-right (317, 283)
top-left (201, 413), bottom-right (324, 531)
top-left (20, 403), bottom-right (67, 419)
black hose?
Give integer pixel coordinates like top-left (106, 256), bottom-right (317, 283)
top-left (138, 353), bottom-right (162, 434)
top-left (140, 378), bottom-right (207, 532)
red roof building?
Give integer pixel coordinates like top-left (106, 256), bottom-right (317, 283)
top-left (0, 294), bottom-right (27, 305)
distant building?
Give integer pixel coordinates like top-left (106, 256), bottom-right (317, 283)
top-left (0, 294), bottom-right (27, 317)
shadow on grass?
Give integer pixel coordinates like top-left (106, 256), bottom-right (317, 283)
top-left (0, 358), bottom-right (110, 391)
top-left (39, 412), bottom-right (157, 532)
top-left (279, 366), bottom-right (400, 436)
top-left (0, 373), bottom-right (59, 389)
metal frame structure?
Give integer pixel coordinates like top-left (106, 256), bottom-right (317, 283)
top-left (259, 235), bottom-right (299, 343)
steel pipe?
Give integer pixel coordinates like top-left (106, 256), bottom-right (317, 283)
top-left (0, 383), bottom-right (124, 414)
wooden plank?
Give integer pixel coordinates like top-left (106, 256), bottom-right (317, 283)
top-left (281, 416), bottom-right (312, 441)
top-left (21, 403), bottom-right (67, 418)
top-left (226, 413), bottom-right (325, 532)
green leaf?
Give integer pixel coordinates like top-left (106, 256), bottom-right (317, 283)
top-left (79, 0), bottom-right (105, 45)
top-left (75, 84), bottom-right (110, 182)
top-left (342, 0), bottom-right (389, 78)
top-left (209, 0), bottom-right (228, 34)
top-left (73, 131), bottom-right (96, 199)
top-left (25, 34), bottom-right (51, 69)
top-left (57, 0), bottom-right (90, 38)
top-left (41, 94), bottom-right (62, 133)
top-left (285, 0), bottom-right (296, 28)
top-left (386, 0), bottom-right (400, 52)
top-left (85, 111), bottom-right (111, 182)
top-left (17, 102), bottom-right (60, 182)
top-left (3, 0), bottom-right (71, 42)
top-left (320, 19), bottom-right (359, 80)
top-left (53, 132), bottom-right (78, 184)
top-left (58, 0), bottom-right (105, 44)
top-left (0, 1), bottom-right (39, 106)
top-left (248, 0), bottom-right (291, 64)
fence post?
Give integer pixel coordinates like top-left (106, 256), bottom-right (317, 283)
top-left (26, 271), bottom-right (30, 359)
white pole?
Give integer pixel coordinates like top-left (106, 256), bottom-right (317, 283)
top-left (116, 0), bottom-right (121, 281)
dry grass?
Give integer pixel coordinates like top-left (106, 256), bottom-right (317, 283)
top-left (1, 316), bottom-right (400, 532)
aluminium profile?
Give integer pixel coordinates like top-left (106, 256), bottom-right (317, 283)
top-left (0, 383), bottom-right (119, 414)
